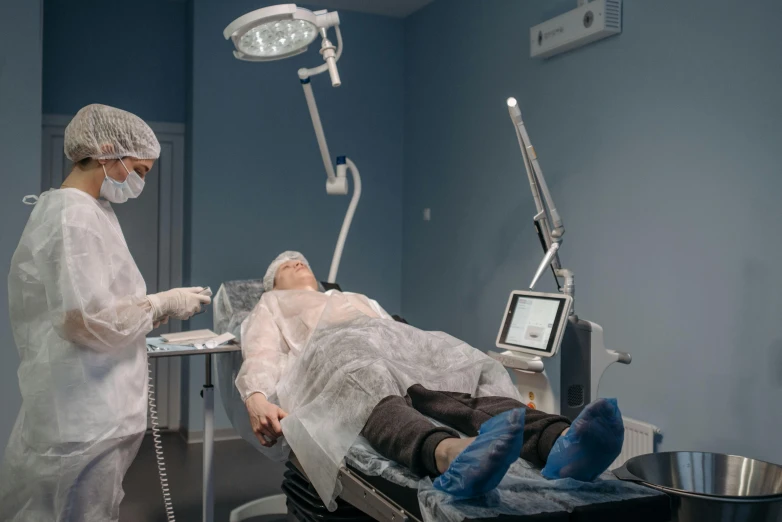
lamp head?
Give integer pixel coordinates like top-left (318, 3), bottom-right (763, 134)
top-left (224, 3), bottom-right (339, 62)
top-left (507, 97), bottom-right (522, 122)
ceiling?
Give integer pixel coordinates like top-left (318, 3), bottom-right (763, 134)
top-left (300, 0), bottom-right (435, 18)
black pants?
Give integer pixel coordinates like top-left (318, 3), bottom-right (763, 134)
top-left (360, 384), bottom-right (571, 476)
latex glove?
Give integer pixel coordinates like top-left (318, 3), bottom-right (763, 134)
top-left (147, 287), bottom-right (211, 321)
top-left (245, 393), bottom-right (287, 447)
top-left (153, 316), bottom-right (170, 329)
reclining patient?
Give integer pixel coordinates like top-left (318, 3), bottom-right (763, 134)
top-left (238, 251), bottom-right (624, 507)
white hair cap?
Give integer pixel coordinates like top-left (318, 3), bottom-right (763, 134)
top-left (264, 251), bottom-right (311, 292)
top-left (64, 104), bottom-right (161, 163)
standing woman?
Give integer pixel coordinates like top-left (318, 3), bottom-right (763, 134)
top-left (0, 104), bottom-right (210, 521)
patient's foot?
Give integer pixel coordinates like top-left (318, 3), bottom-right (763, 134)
top-left (435, 436), bottom-right (475, 474)
top-left (433, 408), bottom-right (525, 498)
top-left (541, 398), bottom-right (624, 482)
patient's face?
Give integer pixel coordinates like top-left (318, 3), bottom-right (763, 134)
top-left (274, 260), bottom-right (319, 291)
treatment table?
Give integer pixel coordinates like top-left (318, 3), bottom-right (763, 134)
top-left (213, 279), bottom-right (672, 522)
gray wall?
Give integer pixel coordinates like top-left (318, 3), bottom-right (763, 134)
top-left (185, 1), bottom-right (405, 432)
top-left (0, 0), bottom-right (43, 450)
top-left (402, 0), bottom-right (782, 464)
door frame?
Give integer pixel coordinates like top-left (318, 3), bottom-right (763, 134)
top-left (42, 114), bottom-right (186, 430)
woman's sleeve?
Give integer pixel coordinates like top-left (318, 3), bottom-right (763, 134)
top-left (35, 217), bottom-right (153, 352)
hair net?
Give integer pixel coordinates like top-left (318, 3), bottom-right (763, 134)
top-left (263, 251), bottom-right (311, 292)
top-left (64, 104), bottom-right (161, 163)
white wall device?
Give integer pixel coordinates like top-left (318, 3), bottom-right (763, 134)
top-left (530, 0), bottom-right (622, 59)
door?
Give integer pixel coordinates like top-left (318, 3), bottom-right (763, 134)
top-left (41, 115), bottom-right (185, 430)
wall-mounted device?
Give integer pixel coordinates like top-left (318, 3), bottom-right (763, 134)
top-left (530, 0), bottom-right (622, 59)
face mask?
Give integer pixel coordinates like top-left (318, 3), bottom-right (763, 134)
top-left (100, 159), bottom-right (145, 204)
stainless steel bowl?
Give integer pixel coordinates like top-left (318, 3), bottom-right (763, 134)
top-left (614, 452), bottom-right (782, 522)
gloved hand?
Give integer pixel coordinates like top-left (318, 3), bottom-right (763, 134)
top-left (147, 287), bottom-right (212, 321)
top-left (153, 316), bottom-right (170, 329)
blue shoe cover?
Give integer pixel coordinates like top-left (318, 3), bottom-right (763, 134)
top-left (433, 408), bottom-right (525, 498)
top-left (541, 398), bottom-right (624, 482)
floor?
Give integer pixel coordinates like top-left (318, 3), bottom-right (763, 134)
top-left (121, 433), bottom-right (288, 522)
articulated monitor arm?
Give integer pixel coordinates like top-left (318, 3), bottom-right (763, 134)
top-left (507, 98), bottom-right (573, 300)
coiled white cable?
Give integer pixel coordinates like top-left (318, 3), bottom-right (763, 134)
top-left (148, 359), bottom-right (176, 521)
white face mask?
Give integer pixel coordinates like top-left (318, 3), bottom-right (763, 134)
top-left (100, 159), bottom-right (145, 204)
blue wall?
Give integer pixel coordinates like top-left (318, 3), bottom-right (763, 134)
top-left (42, 0), bottom-right (187, 123)
top-left (185, 1), bottom-right (405, 431)
top-left (402, 0), bottom-right (782, 464)
top-left (0, 0), bottom-right (43, 450)
top-left (26, 0), bottom-right (782, 464)
top-left (41, 0), bottom-right (189, 434)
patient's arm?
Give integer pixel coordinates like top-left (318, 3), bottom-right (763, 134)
top-left (236, 297), bottom-right (289, 402)
top-left (238, 297), bottom-right (292, 447)
top-left (365, 296), bottom-right (410, 324)
top-left (358, 295), bottom-right (393, 320)
top-left (245, 392), bottom-right (287, 447)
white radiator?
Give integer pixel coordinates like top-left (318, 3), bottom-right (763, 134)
top-left (611, 417), bottom-right (659, 470)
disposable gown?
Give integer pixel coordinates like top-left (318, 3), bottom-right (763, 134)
top-left (0, 188), bottom-right (153, 522)
top-left (237, 289), bottom-right (520, 509)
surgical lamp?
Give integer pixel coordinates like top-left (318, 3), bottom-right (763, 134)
top-left (225, 4), bottom-right (359, 283)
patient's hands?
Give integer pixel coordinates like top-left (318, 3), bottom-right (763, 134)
top-left (245, 393), bottom-right (287, 447)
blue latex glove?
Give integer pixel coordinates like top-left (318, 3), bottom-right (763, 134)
top-left (541, 398), bottom-right (624, 482)
top-left (433, 408), bottom-right (525, 498)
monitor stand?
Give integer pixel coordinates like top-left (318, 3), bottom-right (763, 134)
top-left (488, 350), bottom-right (556, 413)
top-left (491, 316), bottom-right (631, 420)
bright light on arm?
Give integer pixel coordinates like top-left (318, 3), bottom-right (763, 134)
top-left (224, 4), bottom-right (339, 62)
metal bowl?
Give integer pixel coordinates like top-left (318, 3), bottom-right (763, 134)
top-left (614, 452), bottom-right (782, 522)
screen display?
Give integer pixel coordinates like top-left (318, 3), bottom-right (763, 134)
top-left (499, 294), bottom-right (567, 354)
